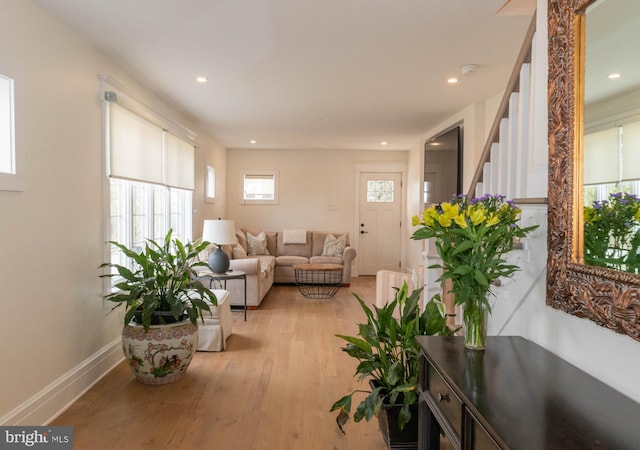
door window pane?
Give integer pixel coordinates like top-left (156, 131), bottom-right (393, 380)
top-left (367, 179), bottom-right (394, 202)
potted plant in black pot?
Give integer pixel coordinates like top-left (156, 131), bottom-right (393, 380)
top-left (99, 229), bottom-right (217, 385)
top-left (330, 282), bottom-right (455, 449)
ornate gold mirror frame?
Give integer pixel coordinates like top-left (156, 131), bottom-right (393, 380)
top-left (547, 0), bottom-right (640, 341)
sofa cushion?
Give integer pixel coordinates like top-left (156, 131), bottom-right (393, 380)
top-left (276, 231), bottom-right (312, 257)
top-left (247, 231), bottom-right (270, 255)
top-left (235, 230), bottom-right (248, 252)
top-left (232, 245), bottom-right (248, 259)
top-left (310, 255), bottom-right (343, 265)
top-left (322, 234), bottom-right (347, 257)
top-left (275, 255), bottom-right (309, 267)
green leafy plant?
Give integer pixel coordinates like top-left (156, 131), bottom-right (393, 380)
top-left (411, 194), bottom-right (537, 312)
top-left (584, 191), bottom-right (640, 273)
top-left (99, 229), bottom-right (217, 330)
top-left (330, 282), bottom-right (455, 433)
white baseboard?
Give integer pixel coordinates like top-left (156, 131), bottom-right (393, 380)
top-left (0, 338), bottom-right (123, 426)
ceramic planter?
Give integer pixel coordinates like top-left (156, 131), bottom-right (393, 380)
top-left (121, 319), bottom-right (198, 385)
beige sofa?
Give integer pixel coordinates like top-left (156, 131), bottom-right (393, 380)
top-left (198, 229), bottom-right (356, 309)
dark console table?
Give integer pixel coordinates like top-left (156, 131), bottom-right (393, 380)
top-left (417, 336), bottom-right (640, 449)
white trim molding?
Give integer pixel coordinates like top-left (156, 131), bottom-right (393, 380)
top-left (0, 339), bottom-right (123, 426)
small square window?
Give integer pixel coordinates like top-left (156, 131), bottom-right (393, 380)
top-left (242, 170), bottom-right (279, 204)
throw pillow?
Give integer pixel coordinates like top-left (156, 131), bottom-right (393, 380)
top-left (247, 231), bottom-right (270, 256)
top-left (322, 234), bottom-right (347, 257)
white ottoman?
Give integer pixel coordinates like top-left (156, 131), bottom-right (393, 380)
top-left (197, 289), bottom-right (232, 351)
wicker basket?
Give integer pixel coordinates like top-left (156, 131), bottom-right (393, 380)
top-left (294, 264), bottom-right (343, 299)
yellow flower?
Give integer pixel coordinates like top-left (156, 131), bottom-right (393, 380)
top-left (438, 203), bottom-right (460, 228)
top-left (422, 206), bottom-right (438, 227)
top-left (437, 214), bottom-right (452, 227)
top-left (635, 208), bottom-right (640, 222)
top-left (468, 205), bottom-right (487, 226)
top-left (486, 214), bottom-right (500, 227)
top-left (453, 212), bottom-right (467, 228)
top-left (411, 215), bottom-right (421, 226)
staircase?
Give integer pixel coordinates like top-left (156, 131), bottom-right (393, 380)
top-left (467, 14), bottom-right (546, 205)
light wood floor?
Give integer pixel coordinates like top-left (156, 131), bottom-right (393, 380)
top-left (51, 276), bottom-right (389, 450)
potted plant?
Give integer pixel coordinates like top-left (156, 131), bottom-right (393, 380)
top-left (99, 229), bottom-right (217, 385)
top-left (330, 282), bottom-right (455, 448)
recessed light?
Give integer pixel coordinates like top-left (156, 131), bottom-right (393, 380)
top-left (250, 140), bottom-right (257, 144)
top-left (448, 77), bottom-right (459, 84)
top-left (196, 76), bottom-right (208, 83)
top-left (429, 141), bottom-right (442, 146)
top-left (381, 141), bottom-right (387, 146)
top-left (608, 73), bottom-right (621, 79)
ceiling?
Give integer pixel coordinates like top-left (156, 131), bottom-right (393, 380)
top-left (585, 0), bottom-right (640, 106)
top-left (34, 0), bottom-right (534, 150)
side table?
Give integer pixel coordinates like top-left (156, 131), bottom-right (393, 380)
top-left (200, 270), bottom-right (247, 321)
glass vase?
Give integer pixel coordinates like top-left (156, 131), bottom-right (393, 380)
top-left (463, 299), bottom-right (488, 350)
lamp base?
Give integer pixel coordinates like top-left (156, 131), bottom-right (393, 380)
top-left (208, 247), bottom-right (230, 274)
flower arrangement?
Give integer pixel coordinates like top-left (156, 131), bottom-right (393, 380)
top-left (584, 191), bottom-right (640, 273)
top-left (411, 194), bottom-right (537, 349)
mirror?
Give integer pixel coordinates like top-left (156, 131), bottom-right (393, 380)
top-left (583, 0), bottom-right (640, 273)
top-left (547, 0), bottom-right (640, 342)
top-left (423, 125), bottom-right (462, 208)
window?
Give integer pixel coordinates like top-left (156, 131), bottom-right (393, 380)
top-left (105, 95), bottom-right (195, 278)
top-left (205, 165), bottom-right (216, 203)
top-left (242, 170), bottom-right (279, 204)
top-left (0, 75), bottom-right (13, 174)
top-left (0, 73), bottom-right (22, 191)
top-left (367, 180), bottom-right (394, 202)
top-left (109, 179), bottom-right (192, 270)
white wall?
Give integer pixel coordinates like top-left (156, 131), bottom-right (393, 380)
top-left (226, 147), bottom-right (408, 236)
top-left (0, 0), bottom-right (226, 424)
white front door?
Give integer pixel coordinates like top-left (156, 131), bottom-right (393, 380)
top-left (358, 172), bottom-right (402, 275)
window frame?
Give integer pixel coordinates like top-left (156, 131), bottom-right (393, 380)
top-left (241, 169), bottom-right (279, 205)
top-left (0, 72), bottom-right (24, 191)
top-left (205, 165), bottom-right (216, 203)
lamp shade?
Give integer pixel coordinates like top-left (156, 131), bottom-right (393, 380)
top-left (202, 219), bottom-right (236, 246)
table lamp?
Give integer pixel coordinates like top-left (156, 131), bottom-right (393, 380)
top-left (202, 219), bottom-right (236, 273)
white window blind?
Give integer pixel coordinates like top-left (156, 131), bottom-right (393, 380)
top-left (109, 103), bottom-right (164, 184)
top-left (166, 132), bottom-right (195, 190)
top-left (584, 127), bottom-right (619, 185)
top-left (109, 102), bottom-right (194, 190)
